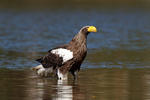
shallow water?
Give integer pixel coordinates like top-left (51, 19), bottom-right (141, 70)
top-left (0, 2), bottom-right (150, 100)
top-left (1, 68), bottom-right (150, 100)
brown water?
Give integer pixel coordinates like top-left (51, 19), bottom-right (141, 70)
top-left (0, 68), bottom-right (150, 100)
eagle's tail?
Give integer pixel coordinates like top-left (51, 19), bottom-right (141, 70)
top-left (32, 65), bottom-right (53, 77)
top-left (36, 58), bottom-right (42, 63)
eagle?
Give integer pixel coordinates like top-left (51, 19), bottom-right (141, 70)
top-left (32, 26), bottom-right (97, 80)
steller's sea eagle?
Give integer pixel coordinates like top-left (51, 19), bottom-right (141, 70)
top-left (32, 26), bottom-right (97, 80)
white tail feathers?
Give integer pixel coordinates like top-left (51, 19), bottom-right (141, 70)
top-left (32, 65), bottom-right (53, 77)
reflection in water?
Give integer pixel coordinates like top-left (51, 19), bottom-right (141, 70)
top-left (143, 73), bottom-right (150, 100)
top-left (1, 68), bottom-right (150, 100)
top-left (54, 80), bottom-right (73, 100)
top-left (25, 71), bottom-right (73, 100)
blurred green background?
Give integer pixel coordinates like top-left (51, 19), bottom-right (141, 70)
top-left (0, 0), bottom-right (149, 10)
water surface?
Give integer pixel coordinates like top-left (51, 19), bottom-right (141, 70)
top-left (0, 68), bottom-right (150, 100)
top-left (0, 9), bottom-right (150, 69)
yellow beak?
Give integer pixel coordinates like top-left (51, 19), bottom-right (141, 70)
top-left (87, 26), bottom-right (97, 32)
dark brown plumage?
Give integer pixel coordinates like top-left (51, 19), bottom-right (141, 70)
top-left (33, 26), bottom-right (97, 80)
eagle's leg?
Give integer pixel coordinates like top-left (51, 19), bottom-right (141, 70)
top-left (71, 71), bottom-right (78, 80)
top-left (57, 69), bottom-right (68, 80)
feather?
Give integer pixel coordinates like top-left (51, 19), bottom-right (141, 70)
top-left (51, 48), bottom-right (73, 63)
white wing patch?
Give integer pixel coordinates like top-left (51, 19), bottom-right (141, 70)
top-left (51, 48), bottom-right (73, 63)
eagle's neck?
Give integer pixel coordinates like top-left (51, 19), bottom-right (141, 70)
top-left (69, 32), bottom-right (88, 56)
top-left (70, 32), bottom-right (87, 46)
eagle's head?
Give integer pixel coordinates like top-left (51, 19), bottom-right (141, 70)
top-left (80, 26), bottom-right (97, 35)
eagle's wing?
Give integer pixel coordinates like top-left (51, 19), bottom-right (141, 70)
top-left (36, 44), bottom-right (73, 69)
top-left (36, 52), bottom-right (63, 68)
